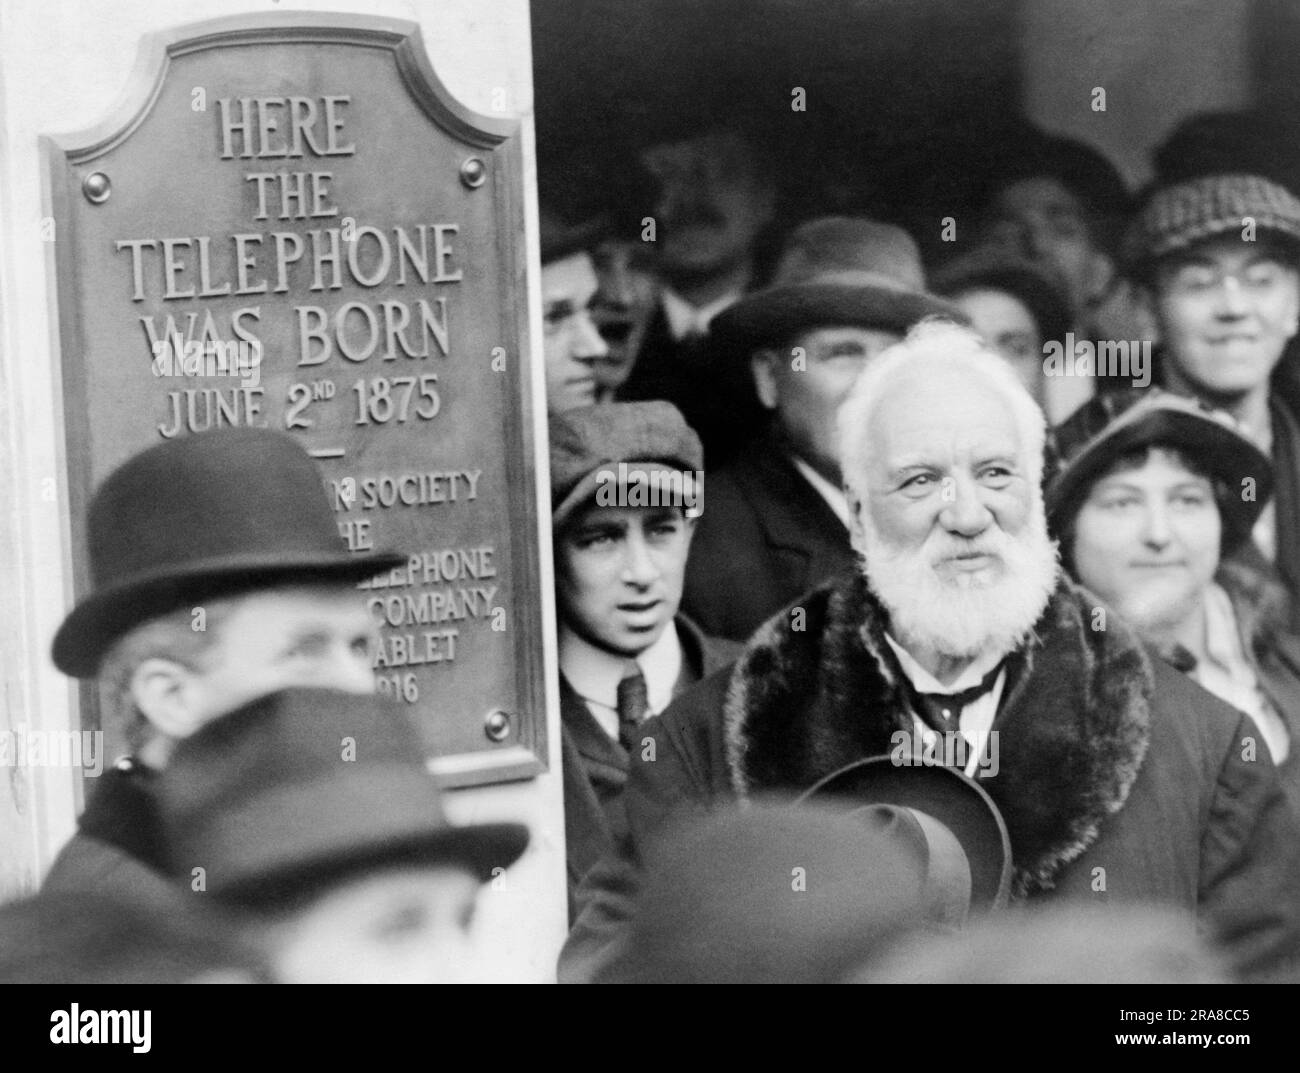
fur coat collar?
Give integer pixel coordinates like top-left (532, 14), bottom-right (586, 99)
top-left (722, 570), bottom-right (1153, 896)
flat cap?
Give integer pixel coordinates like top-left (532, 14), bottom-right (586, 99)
top-left (549, 401), bottom-right (703, 530)
top-left (1124, 172), bottom-right (1300, 273)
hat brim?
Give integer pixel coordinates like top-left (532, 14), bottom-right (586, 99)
top-left (935, 265), bottom-right (1074, 344)
top-left (52, 549), bottom-right (406, 678)
top-left (173, 765), bottom-right (530, 901)
top-left (1046, 408), bottom-right (1272, 553)
top-left (711, 282), bottom-right (968, 353)
top-left (552, 460), bottom-right (702, 532)
top-left (798, 755), bottom-right (1012, 914)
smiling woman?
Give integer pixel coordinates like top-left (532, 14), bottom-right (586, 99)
top-left (1046, 388), bottom-right (1300, 806)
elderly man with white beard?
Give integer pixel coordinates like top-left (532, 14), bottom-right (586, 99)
top-left (561, 320), bottom-right (1300, 984)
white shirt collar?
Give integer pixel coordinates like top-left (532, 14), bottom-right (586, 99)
top-left (790, 455), bottom-right (853, 531)
top-left (559, 619), bottom-right (683, 717)
top-left (661, 287), bottom-right (742, 342)
top-left (884, 633), bottom-right (1006, 695)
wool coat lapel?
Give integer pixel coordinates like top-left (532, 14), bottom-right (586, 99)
top-left (721, 571), bottom-right (1154, 895)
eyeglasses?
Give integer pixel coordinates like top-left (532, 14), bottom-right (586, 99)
top-left (1164, 258), bottom-right (1293, 296)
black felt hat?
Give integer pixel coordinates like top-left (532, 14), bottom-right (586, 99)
top-left (799, 754), bottom-right (1013, 915)
top-left (52, 428), bottom-right (404, 678)
top-left (157, 687), bottom-right (529, 902)
top-left (711, 217), bottom-right (965, 354)
top-left (1044, 388), bottom-right (1272, 555)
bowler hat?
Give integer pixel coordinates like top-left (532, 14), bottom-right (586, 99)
top-left (710, 216), bottom-right (965, 355)
top-left (1044, 388), bottom-right (1272, 555)
top-left (799, 754), bottom-right (1013, 915)
top-left (156, 687), bottom-right (529, 902)
top-left (550, 401), bottom-right (704, 531)
top-left (931, 246), bottom-right (1073, 345)
top-left (53, 428), bottom-right (404, 678)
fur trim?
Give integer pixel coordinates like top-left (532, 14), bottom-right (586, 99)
top-left (722, 571), bottom-right (1153, 895)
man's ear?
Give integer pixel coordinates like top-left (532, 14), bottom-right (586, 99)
top-left (751, 350), bottom-right (779, 410)
top-left (129, 657), bottom-right (205, 742)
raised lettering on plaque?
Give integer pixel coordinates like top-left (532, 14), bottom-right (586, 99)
top-left (44, 13), bottom-right (544, 786)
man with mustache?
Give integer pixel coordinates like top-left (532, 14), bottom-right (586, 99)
top-left (563, 320), bottom-right (1300, 983)
top-left (615, 124), bottom-right (779, 462)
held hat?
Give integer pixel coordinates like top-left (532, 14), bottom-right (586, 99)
top-left (1123, 172), bottom-right (1300, 277)
top-left (549, 401), bottom-right (704, 531)
top-left (798, 754), bottom-right (1013, 916)
top-left (156, 687), bottom-right (529, 903)
top-left (930, 246), bottom-right (1073, 345)
top-left (602, 801), bottom-right (933, 984)
top-left (710, 216), bottom-right (966, 354)
top-left (52, 428), bottom-right (404, 678)
top-left (1044, 388), bottom-right (1272, 555)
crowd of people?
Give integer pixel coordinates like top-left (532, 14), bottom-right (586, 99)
top-left (545, 109), bottom-right (1300, 983)
top-left (6, 107), bottom-right (1300, 984)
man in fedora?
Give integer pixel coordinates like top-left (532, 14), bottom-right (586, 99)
top-left (155, 687), bottom-right (529, 984)
top-left (549, 401), bottom-right (738, 920)
top-left (564, 320), bottom-right (1300, 983)
top-left (975, 124), bottom-right (1142, 345)
top-left (682, 215), bottom-right (964, 640)
top-left (42, 427), bottom-right (402, 905)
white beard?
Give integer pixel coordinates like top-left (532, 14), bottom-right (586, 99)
top-left (860, 498), bottom-right (1060, 661)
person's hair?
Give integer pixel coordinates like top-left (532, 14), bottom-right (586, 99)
top-left (1054, 443), bottom-right (1223, 576)
top-left (98, 599), bottom-right (239, 752)
top-left (838, 319), bottom-right (1048, 510)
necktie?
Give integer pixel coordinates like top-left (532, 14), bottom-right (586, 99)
top-left (904, 661), bottom-right (1005, 743)
top-left (616, 669), bottom-right (650, 755)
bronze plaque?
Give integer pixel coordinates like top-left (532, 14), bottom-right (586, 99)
top-left (44, 13), bottom-right (545, 786)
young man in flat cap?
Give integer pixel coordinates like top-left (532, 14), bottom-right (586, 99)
top-left (684, 215), bottom-right (964, 641)
top-left (549, 401), bottom-right (737, 918)
top-left (1125, 172), bottom-right (1300, 616)
top-left (155, 687), bottom-right (529, 984)
top-left (42, 427), bottom-right (402, 906)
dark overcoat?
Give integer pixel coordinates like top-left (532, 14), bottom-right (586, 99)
top-left (41, 760), bottom-right (179, 911)
top-left (563, 572), bottom-right (1300, 982)
top-left (682, 433), bottom-right (855, 641)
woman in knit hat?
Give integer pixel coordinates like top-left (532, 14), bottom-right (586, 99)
top-left (1045, 388), bottom-right (1300, 808)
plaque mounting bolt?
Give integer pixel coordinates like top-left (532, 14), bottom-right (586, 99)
top-left (484, 709), bottom-right (511, 742)
top-left (460, 156), bottom-right (487, 189)
top-left (83, 172), bottom-right (111, 204)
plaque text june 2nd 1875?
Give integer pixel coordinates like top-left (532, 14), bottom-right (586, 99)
top-left (45, 14), bottom-right (546, 786)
